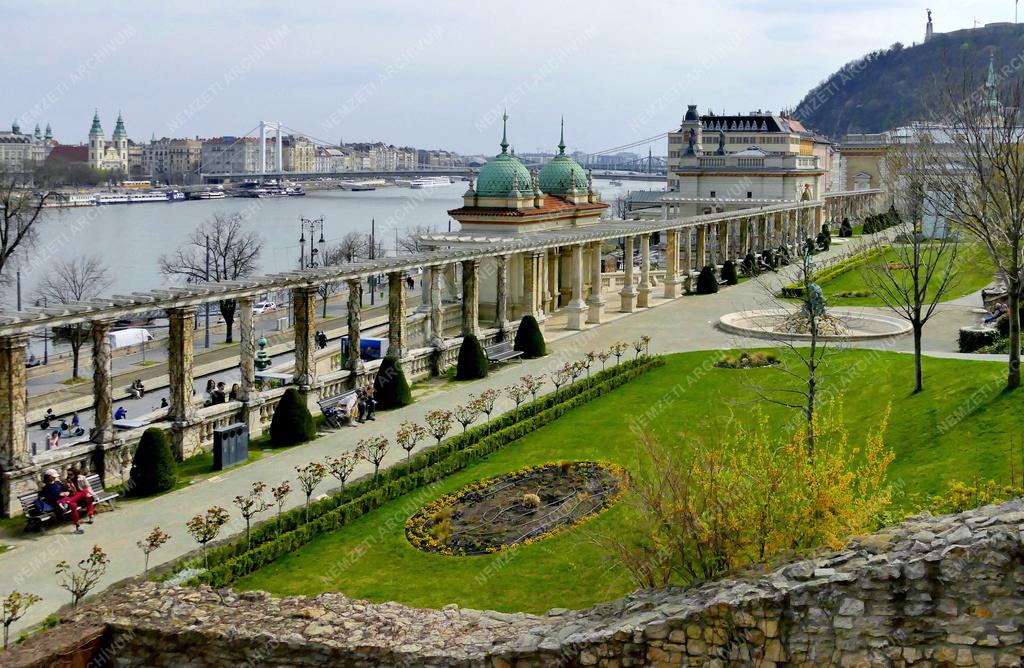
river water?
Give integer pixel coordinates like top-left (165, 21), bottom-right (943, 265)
top-left (10, 178), bottom-right (660, 302)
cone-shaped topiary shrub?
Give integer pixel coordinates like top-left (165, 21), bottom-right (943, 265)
top-left (695, 265), bottom-right (719, 294)
top-left (721, 260), bottom-right (739, 285)
top-left (129, 427), bottom-right (177, 497)
top-left (270, 387), bottom-right (316, 446)
top-left (513, 315), bottom-right (546, 358)
top-left (455, 333), bottom-right (489, 380)
top-left (374, 355), bottom-right (413, 408)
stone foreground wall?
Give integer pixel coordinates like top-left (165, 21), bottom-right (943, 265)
top-left (9, 500), bottom-right (1024, 667)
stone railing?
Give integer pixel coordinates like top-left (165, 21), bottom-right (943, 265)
top-left (402, 346), bottom-right (436, 382)
top-left (195, 401), bottom-right (246, 452)
top-left (256, 385), bottom-right (291, 432)
top-left (11, 499), bottom-right (1024, 667)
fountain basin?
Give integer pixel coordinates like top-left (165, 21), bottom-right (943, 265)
top-left (718, 308), bottom-right (912, 341)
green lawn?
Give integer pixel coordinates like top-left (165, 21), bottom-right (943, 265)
top-left (816, 244), bottom-right (995, 307)
top-left (235, 350), bottom-right (1020, 613)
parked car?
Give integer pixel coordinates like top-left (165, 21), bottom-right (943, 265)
top-left (252, 301), bottom-right (278, 315)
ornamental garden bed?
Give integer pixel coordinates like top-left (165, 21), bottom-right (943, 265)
top-left (714, 351), bottom-right (780, 369)
top-left (406, 461), bottom-right (624, 556)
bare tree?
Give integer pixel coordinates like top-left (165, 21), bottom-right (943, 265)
top-left (864, 136), bottom-right (959, 393)
top-left (335, 231), bottom-right (367, 263)
top-left (316, 243), bottom-right (351, 318)
top-left (396, 224), bottom-right (437, 254)
top-left (159, 212), bottom-right (263, 343)
top-left (0, 164), bottom-right (60, 286)
top-left (931, 72), bottom-right (1024, 389)
top-left (36, 256), bottom-right (112, 379)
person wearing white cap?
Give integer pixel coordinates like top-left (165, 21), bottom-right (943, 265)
top-left (39, 469), bottom-right (84, 534)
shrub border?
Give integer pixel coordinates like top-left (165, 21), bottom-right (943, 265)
top-left (781, 247), bottom-right (885, 298)
top-left (166, 356), bottom-right (665, 588)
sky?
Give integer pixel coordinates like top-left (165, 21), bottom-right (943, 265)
top-left (1, 0), bottom-right (1011, 156)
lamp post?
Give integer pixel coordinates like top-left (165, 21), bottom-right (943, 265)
top-left (299, 216), bottom-right (326, 269)
top-left (369, 217), bottom-right (376, 306)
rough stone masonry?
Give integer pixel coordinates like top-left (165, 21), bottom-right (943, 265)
top-left (8, 499), bottom-right (1024, 667)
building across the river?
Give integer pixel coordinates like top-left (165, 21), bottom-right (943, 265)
top-left (0, 120), bottom-right (53, 173)
top-left (88, 110), bottom-right (130, 172)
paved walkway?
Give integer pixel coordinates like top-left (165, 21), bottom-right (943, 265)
top-left (0, 237), bottom-right (1001, 634)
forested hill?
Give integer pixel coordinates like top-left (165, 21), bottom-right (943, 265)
top-left (792, 22), bottom-right (1024, 139)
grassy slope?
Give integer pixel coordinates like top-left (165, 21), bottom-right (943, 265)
top-left (819, 245), bottom-right (995, 307)
top-left (235, 350), bottom-right (1016, 612)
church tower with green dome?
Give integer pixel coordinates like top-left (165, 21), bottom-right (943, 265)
top-left (449, 114), bottom-right (606, 234)
top-left (88, 110), bottom-right (105, 169)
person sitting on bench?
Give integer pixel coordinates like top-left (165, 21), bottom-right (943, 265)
top-left (39, 469), bottom-right (85, 534)
top-left (63, 465), bottom-right (95, 524)
top-left (984, 302), bottom-right (1009, 325)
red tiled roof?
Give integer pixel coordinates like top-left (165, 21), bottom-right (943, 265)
top-left (448, 195), bottom-right (608, 219)
top-left (46, 145), bottom-right (88, 162)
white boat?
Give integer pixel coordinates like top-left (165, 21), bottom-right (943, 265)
top-left (394, 178), bottom-right (414, 187)
top-left (94, 193), bottom-right (129, 205)
top-left (285, 186), bottom-right (306, 196)
top-left (128, 191), bottom-right (171, 203)
top-left (409, 177), bottom-right (452, 189)
top-left (192, 187), bottom-right (226, 200)
top-left (164, 189), bottom-right (186, 201)
top-left (47, 193), bottom-right (97, 207)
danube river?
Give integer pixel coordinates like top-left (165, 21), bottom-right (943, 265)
top-left (12, 178), bottom-right (660, 301)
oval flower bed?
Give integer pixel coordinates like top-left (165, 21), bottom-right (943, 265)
top-left (406, 461), bottom-right (625, 556)
top-left (715, 351), bottom-right (781, 369)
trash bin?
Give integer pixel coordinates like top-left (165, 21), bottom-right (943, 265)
top-left (213, 422), bottom-right (249, 470)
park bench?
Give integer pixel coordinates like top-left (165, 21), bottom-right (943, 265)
top-left (485, 341), bottom-right (524, 365)
top-left (318, 389), bottom-right (359, 428)
top-left (19, 474), bottom-right (119, 531)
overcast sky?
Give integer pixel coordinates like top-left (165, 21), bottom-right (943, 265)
top-left (2, 0), bottom-right (1010, 155)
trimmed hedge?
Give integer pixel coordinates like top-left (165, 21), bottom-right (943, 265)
top-left (959, 327), bottom-right (998, 353)
top-left (695, 265), bottom-right (718, 294)
top-left (720, 260), bottom-right (738, 285)
top-left (781, 247), bottom-right (885, 298)
top-left (513, 315), bottom-right (546, 358)
top-left (269, 387), bottom-right (316, 446)
top-left (374, 355), bottom-right (413, 409)
top-left (128, 427), bottom-right (177, 497)
top-left (170, 357), bottom-right (664, 588)
top-left (455, 333), bottom-right (488, 380)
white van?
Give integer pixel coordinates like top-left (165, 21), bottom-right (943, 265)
top-left (108, 328), bottom-right (154, 349)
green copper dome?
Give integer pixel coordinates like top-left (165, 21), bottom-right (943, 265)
top-left (89, 110), bottom-right (103, 136)
top-left (475, 112), bottom-right (533, 198)
top-left (539, 118), bottom-right (588, 194)
top-left (113, 112), bottom-right (126, 138)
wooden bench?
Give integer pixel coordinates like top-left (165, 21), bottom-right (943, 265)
top-left (485, 341), bottom-right (524, 365)
top-left (318, 389), bottom-right (359, 428)
top-left (19, 474), bottom-right (119, 531)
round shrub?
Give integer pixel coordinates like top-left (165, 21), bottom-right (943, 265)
top-left (455, 333), bottom-right (488, 380)
top-left (513, 315), bottom-right (546, 358)
top-left (374, 355), bottom-right (413, 409)
top-left (270, 387), bottom-right (316, 446)
top-left (129, 427), bottom-right (177, 497)
top-left (720, 260), bottom-right (739, 285)
top-left (695, 265), bottom-right (719, 294)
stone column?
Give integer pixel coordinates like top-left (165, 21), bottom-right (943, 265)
top-left (461, 259), bottom-right (480, 337)
top-left (619, 235), bottom-right (637, 312)
top-left (773, 213), bottom-right (784, 248)
top-left (90, 319), bottom-right (115, 444)
top-left (815, 206), bottom-right (824, 238)
top-left (495, 254), bottom-right (509, 335)
top-left (566, 243), bottom-right (587, 330)
top-left (681, 227), bottom-right (692, 277)
top-left (427, 267), bottom-right (444, 346)
top-left (291, 286), bottom-right (318, 390)
top-left (587, 241), bottom-right (605, 324)
top-left (443, 264), bottom-right (459, 300)
top-left (346, 279), bottom-right (364, 371)
top-left (717, 222), bottom-right (729, 264)
top-left (387, 272), bottom-right (407, 359)
top-left (545, 249), bottom-right (558, 311)
top-left (739, 219), bottom-right (749, 256)
top-left (417, 267), bottom-right (431, 313)
top-left (695, 225), bottom-right (707, 269)
top-left (167, 307), bottom-right (199, 459)
top-left (0, 335), bottom-right (29, 471)
top-left (523, 252), bottom-right (540, 319)
top-left (237, 297), bottom-right (256, 403)
top-left (540, 251), bottom-right (550, 314)
top-left (637, 233), bottom-right (652, 307)
top-left (663, 229), bottom-right (680, 298)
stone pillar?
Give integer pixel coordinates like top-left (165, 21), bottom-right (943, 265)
top-left (495, 254), bottom-right (509, 334)
top-left (387, 272), bottom-right (407, 359)
top-left (461, 259), bottom-right (480, 337)
top-left (417, 267), bottom-right (431, 313)
top-left (90, 319), bottom-right (115, 444)
top-left (619, 235), bottom-right (637, 312)
top-left (346, 279), bottom-right (364, 371)
top-left (637, 233), bottom-right (652, 307)
top-left (167, 307), bottom-right (199, 459)
top-left (681, 227), bottom-right (692, 277)
top-left (523, 252), bottom-right (540, 319)
top-left (815, 206), bottom-right (824, 238)
top-left (291, 286), bottom-right (318, 389)
top-left (546, 249), bottom-right (558, 311)
top-left (739, 218), bottom-right (750, 256)
top-left (717, 222), bottom-right (729, 264)
top-left (237, 297), bottom-right (256, 403)
top-left (443, 264), bottom-right (459, 300)
top-left (695, 225), bottom-right (707, 269)
top-left (540, 251), bottom-right (551, 314)
top-left (427, 267), bottom-right (444, 346)
top-left (663, 229), bottom-right (680, 298)
top-left (774, 213), bottom-right (784, 248)
top-left (551, 249), bottom-right (561, 309)
top-left (587, 241), bottom-right (605, 324)
top-left (0, 335), bottom-right (29, 471)
top-left (566, 243), bottom-right (587, 330)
